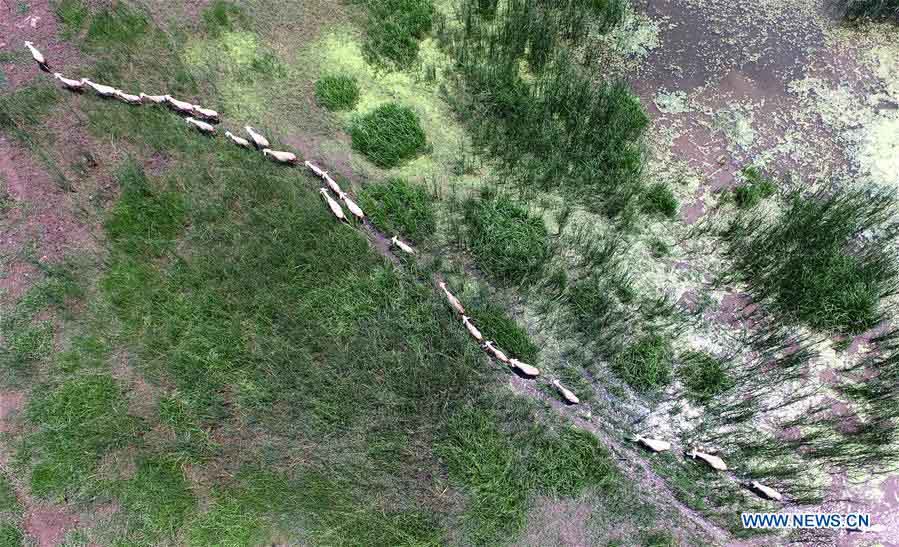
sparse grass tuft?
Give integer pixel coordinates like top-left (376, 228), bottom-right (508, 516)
top-left (733, 166), bottom-right (776, 209)
top-left (55, 0), bottom-right (88, 36)
top-left (4, 322), bottom-right (54, 365)
top-left (359, 0), bottom-right (436, 68)
top-left (643, 529), bottom-right (677, 546)
top-left (721, 188), bottom-right (899, 335)
top-left (86, 4), bottom-right (149, 47)
top-left (835, 0), bottom-right (899, 20)
top-left (359, 177), bottom-right (436, 242)
top-left (464, 191), bottom-right (550, 284)
top-left (612, 334), bottom-right (674, 391)
top-left (315, 74), bottom-right (361, 111)
top-left (350, 103), bottom-right (428, 168)
top-left (679, 351), bottom-right (733, 404)
top-left (116, 458), bottom-right (195, 546)
top-left (25, 375), bottom-right (140, 499)
top-left (202, 0), bottom-right (247, 36)
top-left (0, 523), bottom-right (23, 547)
top-left (0, 85), bottom-right (58, 131)
top-left (0, 474), bottom-right (18, 513)
top-left (641, 182), bottom-right (679, 219)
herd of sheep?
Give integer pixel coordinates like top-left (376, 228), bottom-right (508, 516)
top-left (20, 41), bottom-right (785, 504)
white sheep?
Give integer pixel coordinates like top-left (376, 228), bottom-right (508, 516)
top-left (509, 358), bottom-right (540, 377)
top-left (244, 125), bottom-right (270, 149)
top-left (225, 131), bottom-right (252, 149)
top-left (113, 90), bottom-right (142, 105)
top-left (262, 148), bottom-right (297, 165)
top-left (633, 436), bottom-right (671, 453)
top-left (53, 73), bottom-right (84, 91)
top-left (24, 41), bottom-right (50, 72)
top-left (304, 161), bottom-right (326, 178)
top-left (186, 117), bottom-right (215, 134)
top-left (461, 315), bottom-right (483, 342)
top-left (165, 95), bottom-right (195, 114)
top-left (483, 341), bottom-right (509, 363)
top-left (139, 93), bottom-right (167, 104)
top-left (338, 192), bottom-right (365, 221)
top-left (323, 173), bottom-right (342, 195)
top-left (747, 481), bottom-right (783, 502)
top-left (438, 281), bottom-right (465, 314)
top-left (192, 105), bottom-right (219, 123)
top-left (81, 79), bottom-right (117, 97)
top-left (391, 236), bottom-right (415, 255)
top-left (552, 379), bottom-right (579, 404)
top-left (320, 188), bottom-right (346, 221)
top-left (687, 449), bottom-right (728, 471)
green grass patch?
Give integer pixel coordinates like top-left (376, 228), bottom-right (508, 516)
top-left (85, 3), bottom-right (149, 47)
top-left (678, 351), bottom-right (733, 405)
top-left (104, 161), bottom-right (186, 257)
top-left (350, 103), bottom-right (428, 168)
top-left (0, 474), bottom-right (18, 514)
top-left (0, 85), bottom-right (58, 132)
top-left (0, 523), bottom-right (23, 547)
top-left (439, 403), bottom-right (617, 545)
top-left (641, 182), bottom-right (679, 219)
top-left (733, 166), bottom-right (776, 209)
top-left (358, 177), bottom-right (435, 242)
top-left (3, 321), bottom-right (53, 365)
top-left (358, 0), bottom-right (436, 68)
top-left (467, 301), bottom-right (539, 364)
top-left (24, 374), bottom-right (140, 499)
top-left (612, 334), bottom-right (674, 391)
top-left (315, 74), bottom-right (361, 111)
top-left (463, 191), bottom-right (550, 284)
top-left (721, 188), bottom-right (899, 335)
top-left (836, 0), bottom-right (899, 20)
top-left (115, 458), bottom-right (195, 546)
top-left (55, 0), bottom-right (89, 36)
top-left (202, 0), bottom-right (247, 36)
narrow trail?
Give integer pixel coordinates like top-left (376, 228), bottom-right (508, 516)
top-left (15, 43), bottom-right (809, 544)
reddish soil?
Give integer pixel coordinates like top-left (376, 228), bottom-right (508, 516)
top-left (0, 390), bottom-right (25, 433)
top-left (24, 505), bottom-right (79, 547)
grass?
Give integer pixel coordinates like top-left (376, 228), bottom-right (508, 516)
top-left (350, 103), bottom-right (429, 168)
top-left (678, 351), bottom-right (733, 405)
top-left (23, 374), bottom-right (140, 500)
top-left (358, 177), bottom-right (436, 242)
top-left (0, 475), bottom-right (17, 514)
top-left (467, 300), bottom-right (539, 364)
top-left (721, 188), bottom-right (899, 335)
top-left (202, 0), bottom-right (247, 37)
top-left (0, 523), bottom-right (23, 547)
top-left (85, 4), bottom-right (149, 47)
top-left (315, 74), bottom-right (361, 111)
top-left (115, 458), bottom-right (195, 545)
top-left (441, 2), bottom-right (650, 219)
top-left (612, 334), bottom-right (674, 391)
top-left (55, 0), bottom-right (89, 36)
top-left (835, 0), bottom-right (899, 19)
top-left (463, 190), bottom-right (550, 284)
top-left (357, 0), bottom-right (436, 68)
top-left (641, 183), bottom-right (679, 219)
top-left (0, 85), bottom-right (59, 132)
top-left (439, 401), bottom-right (618, 545)
top-left (733, 166), bottom-right (776, 209)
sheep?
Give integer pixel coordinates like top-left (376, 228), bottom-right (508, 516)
top-left (461, 315), bottom-right (483, 342)
top-left (81, 79), bottom-right (117, 97)
top-left (164, 95), bottom-right (196, 114)
top-left (186, 117), bottom-right (215, 134)
top-left (225, 131), bottom-right (252, 149)
top-left (438, 281), bottom-right (465, 314)
top-left (262, 148), bottom-right (297, 165)
top-left (244, 125), bottom-right (270, 149)
top-left (746, 481), bottom-right (783, 502)
top-left (323, 173), bottom-right (343, 195)
top-left (509, 358), bottom-right (540, 377)
top-left (192, 105), bottom-right (220, 123)
top-left (24, 41), bottom-right (50, 72)
top-left (304, 160), bottom-right (325, 177)
top-left (686, 449), bottom-right (727, 471)
top-left (552, 379), bottom-right (579, 404)
top-left (139, 93), bottom-right (168, 104)
top-left (113, 89), bottom-right (142, 105)
top-left (338, 192), bottom-right (365, 221)
top-left (319, 188), bottom-right (346, 221)
top-left (633, 436), bottom-right (671, 453)
top-left (53, 73), bottom-right (84, 91)
top-left (391, 236), bottom-right (415, 255)
top-left (483, 341), bottom-right (509, 363)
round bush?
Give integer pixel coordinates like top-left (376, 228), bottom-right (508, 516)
top-left (359, 178), bottom-right (435, 242)
top-left (315, 74), bottom-right (360, 111)
top-left (350, 103), bottom-right (428, 168)
top-left (612, 334), bottom-right (673, 391)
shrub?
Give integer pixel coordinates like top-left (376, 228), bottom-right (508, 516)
top-left (612, 334), bottom-right (674, 391)
top-left (361, 0), bottom-right (435, 68)
top-left (679, 351), bottom-right (733, 404)
top-left (733, 166), bottom-right (776, 209)
top-left (359, 178), bottom-right (435, 242)
top-left (721, 188), bottom-right (899, 335)
top-left (641, 183), bottom-right (679, 219)
top-left (464, 191), bottom-right (550, 283)
top-left (350, 103), bottom-right (428, 168)
top-left (315, 74), bottom-right (361, 111)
